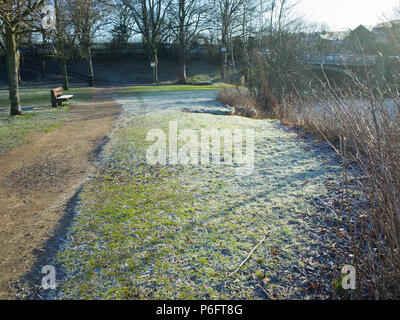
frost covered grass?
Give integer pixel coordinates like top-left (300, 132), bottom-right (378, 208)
top-left (0, 87), bottom-right (92, 112)
top-left (51, 90), bottom-right (344, 299)
top-left (118, 84), bottom-right (233, 96)
top-left (0, 88), bottom-right (92, 155)
top-left (0, 108), bottom-right (69, 155)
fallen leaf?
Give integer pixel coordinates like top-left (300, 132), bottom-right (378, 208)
top-left (272, 249), bottom-right (280, 256)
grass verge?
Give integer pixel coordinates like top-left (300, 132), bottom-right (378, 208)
top-left (118, 84), bottom-right (233, 96)
top-left (0, 87), bottom-right (92, 111)
top-left (0, 87), bottom-right (92, 155)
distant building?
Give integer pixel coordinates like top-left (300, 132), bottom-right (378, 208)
top-left (319, 31), bottom-right (351, 53)
top-left (301, 21), bottom-right (399, 55)
top-left (371, 20), bottom-right (400, 43)
top-left (346, 25), bottom-right (376, 54)
top-left (300, 31), bottom-right (351, 55)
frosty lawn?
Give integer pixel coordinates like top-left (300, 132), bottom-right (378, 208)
top-left (50, 90), bottom-right (343, 299)
top-left (0, 88), bottom-right (92, 155)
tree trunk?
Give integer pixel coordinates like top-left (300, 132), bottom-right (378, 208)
top-left (221, 50), bottom-right (227, 82)
top-left (5, 27), bottom-right (22, 116)
top-left (61, 58), bottom-right (69, 90)
top-left (178, 46), bottom-right (187, 84)
top-left (153, 48), bottom-right (159, 83)
top-left (18, 51), bottom-right (23, 83)
top-left (178, 1), bottom-right (187, 84)
top-left (221, 19), bottom-right (228, 82)
top-left (229, 30), bottom-right (236, 75)
top-left (87, 45), bottom-right (94, 85)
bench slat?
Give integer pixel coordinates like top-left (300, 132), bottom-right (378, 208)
top-left (57, 95), bottom-right (74, 100)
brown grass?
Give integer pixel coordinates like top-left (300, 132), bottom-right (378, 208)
top-left (216, 87), bottom-right (259, 116)
top-left (275, 78), bottom-right (400, 299)
top-left (218, 69), bottom-right (400, 298)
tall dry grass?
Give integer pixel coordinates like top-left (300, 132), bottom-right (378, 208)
top-left (217, 87), bottom-right (258, 110)
top-left (275, 77), bottom-right (400, 299)
top-left (219, 67), bottom-right (400, 298)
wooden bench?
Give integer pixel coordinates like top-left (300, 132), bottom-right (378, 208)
top-left (51, 87), bottom-right (74, 108)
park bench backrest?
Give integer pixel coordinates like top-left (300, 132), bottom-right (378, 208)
top-left (51, 87), bottom-right (64, 108)
top-left (51, 87), bottom-right (63, 99)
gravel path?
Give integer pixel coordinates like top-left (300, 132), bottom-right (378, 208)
top-left (49, 90), bottom-right (344, 300)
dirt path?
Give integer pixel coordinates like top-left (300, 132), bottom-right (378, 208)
top-left (0, 88), bottom-right (121, 299)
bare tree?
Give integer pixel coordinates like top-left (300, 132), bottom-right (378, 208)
top-left (249, 0), bottom-right (309, 113)
top-left (68, 0), bottom-right (110, 86)
top-left (123, 0), bottom-right (172, 83)
top-left (211, 0), bottom-right (245, 82)
top-left (237, 0), bottom-right (259, 84)
top-left (110, 0), bottom-right (134, 49)
top-left (0, 0), bottom-right (45, 115)
top-left (53, 0), bottom-right (77, 90)
top-left (168, 0), bottom-right (206, 83)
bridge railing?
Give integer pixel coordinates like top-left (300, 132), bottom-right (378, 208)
top-left (300, 55), bottom-right (377, 67)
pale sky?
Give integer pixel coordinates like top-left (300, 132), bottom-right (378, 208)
top-left (296, 0), bottom-right (400, 31)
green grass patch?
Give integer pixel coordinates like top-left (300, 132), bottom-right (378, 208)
top-left (186, 61), bottom-right (220, 83)
top-left (47, 91), bottom-right (343, 300)
top-left (0, 108), bottom-right (70, 155)
top-left (0, 87), bottom-right (92, 111)
top-left (52, 99), bottom-right (341, 300)
top-left (118, 83), bottom-right (233, 96)
top-left (0, 87), bottom-right (92, 155)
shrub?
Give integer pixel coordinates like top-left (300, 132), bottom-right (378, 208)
top-left (275, 78), bottom-right (400, 299)
top-left (216, 87), bottom-right (259, 118)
